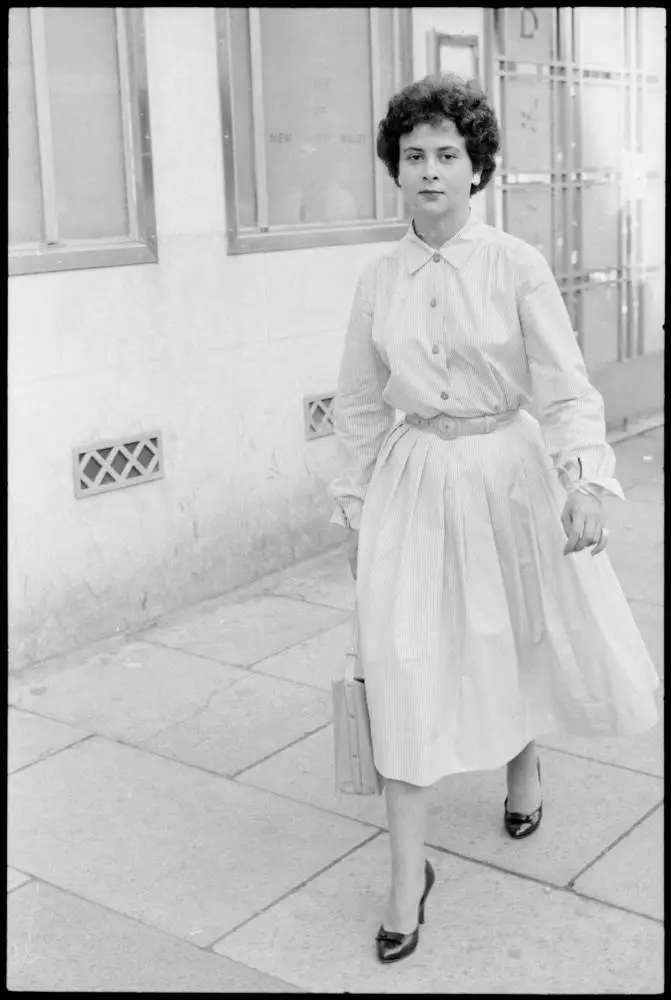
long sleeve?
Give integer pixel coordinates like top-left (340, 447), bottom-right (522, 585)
top-left (517, 249), bottom-right (624, 500)
top-left (330, 267), bottom-right (396, 529)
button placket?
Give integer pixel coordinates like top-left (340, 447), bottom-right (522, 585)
top-left (429, 293), bottom-right (440, 356)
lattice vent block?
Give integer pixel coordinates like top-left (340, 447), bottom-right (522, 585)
top-left (73, 430), bottom-right (164, 498)
top-left (304, 393), bottom-right (335, 439)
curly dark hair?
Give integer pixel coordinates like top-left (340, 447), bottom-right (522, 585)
top-left (376, 74), bottom-right (500, 196)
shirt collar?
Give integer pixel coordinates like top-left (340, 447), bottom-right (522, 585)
top-left (399, 212), bottom-right (483, 274)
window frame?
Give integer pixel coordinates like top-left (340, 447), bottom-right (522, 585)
top-left (429, 32), bottom-right (481, 83)
top-left (215, 6), bottom-right (414, 255)
top-left (9, 7), bottom-right (157, 277)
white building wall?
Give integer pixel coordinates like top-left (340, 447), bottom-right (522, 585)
top-left (8, 7), bottom-right (391, 669)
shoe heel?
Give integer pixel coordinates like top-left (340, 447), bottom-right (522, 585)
top-left (418, 860), bottom-right (435, 925)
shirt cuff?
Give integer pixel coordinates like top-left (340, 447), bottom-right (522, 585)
top-left (575, 476), bottom-right (625, 501)
top-left (330, 498), bottom-right (362, 530)
top-left (552, 462), bottom-right (625, 501)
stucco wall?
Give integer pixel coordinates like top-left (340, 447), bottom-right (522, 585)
top-left (8, 8), bottom-right (390, 669)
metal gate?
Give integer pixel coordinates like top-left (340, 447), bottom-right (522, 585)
top-left (484, 7), bottom-right (665, 428)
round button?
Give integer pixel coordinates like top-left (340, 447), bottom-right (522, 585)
top-left (432, 252), bottom-right (441, 263)
top-left (429, 298), bottom-right (437, 308)
top-left (432, 345), bottom-right (440, 354)
top-left (441, 391), bottom-right (449, 400)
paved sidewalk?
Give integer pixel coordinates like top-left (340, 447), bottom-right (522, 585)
top-left (7, 428), bottom-right (664, 993)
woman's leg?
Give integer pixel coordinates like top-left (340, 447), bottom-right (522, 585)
top-left (383, 778), bottom-right (431, 933)
top-left (506, 740), bottom-right (541, 814)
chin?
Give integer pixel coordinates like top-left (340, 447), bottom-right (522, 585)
top-left (416, 202), bottom-right (449, 216)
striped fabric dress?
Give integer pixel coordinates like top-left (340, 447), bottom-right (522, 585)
top-left (330, 213), bottom-right (660, 787)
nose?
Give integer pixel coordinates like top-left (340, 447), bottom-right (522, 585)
top-left (422, 157), bottom-right (440, 181)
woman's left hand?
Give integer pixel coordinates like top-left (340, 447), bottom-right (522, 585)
top-left (561, 491), bottom-right (609, 557)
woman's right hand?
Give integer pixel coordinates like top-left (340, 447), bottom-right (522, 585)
top-left (347, 529), bottom-right (359, 580)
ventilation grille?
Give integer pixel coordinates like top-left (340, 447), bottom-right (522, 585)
top-left (74, 431), bottom-right (164, 498)
top-left (304, 393), bottom-right (335, 439)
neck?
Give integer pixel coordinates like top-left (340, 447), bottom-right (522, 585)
top-left (413, 205), bottom-right (471, 249)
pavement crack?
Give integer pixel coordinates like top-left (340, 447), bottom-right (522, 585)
top-left (144, 684), bottom-right (237, 742)
top-left (206, 829), bottom-right (383, 950)
top-left (565, 799), bottom-right (664, 889)
top-left (230, 720), bottom-right (333, 779)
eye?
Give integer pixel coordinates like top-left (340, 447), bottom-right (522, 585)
top-left (440, 152), bottom-right (457, 161)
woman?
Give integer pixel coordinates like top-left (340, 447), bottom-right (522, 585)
top-left (330, 75), bottom-right (659, 965)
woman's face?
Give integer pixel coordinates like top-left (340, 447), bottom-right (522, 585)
top-left (397, 119), bottom-right (478, 220)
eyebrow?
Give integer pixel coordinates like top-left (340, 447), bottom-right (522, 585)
top-left (402, 145), bottom-right (460, 153)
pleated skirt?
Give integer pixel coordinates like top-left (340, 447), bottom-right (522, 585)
top-left (356, 410), bottom-right (660, 787)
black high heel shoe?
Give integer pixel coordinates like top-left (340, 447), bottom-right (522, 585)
top-left (375, 859), bottom-right (436, 964)
top-left (504, 757), bottom-right (543, 839)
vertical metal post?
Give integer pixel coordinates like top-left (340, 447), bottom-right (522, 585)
top-left (487, 8), bottom-right (505, 233)
top-left (549, 10), bottom-right (558, 275)
top-left (369, 7), bottom-right (385, 220)
top-left (28, 7), bottom-right (59, 245)
top-left (392, 8), bottom-right (405, 220)
top-left (248, 7), bottom-right (269, 230)
top-left (563, 7), bottom-right (579, 343)
top-left (623, 7), bottom-right (637, 359)
top-left (482, 7), bottom-right (497, 228)
top-left (556, 9), bottom-right (570, 293)
top-left (614, 7), bottom-right (628, 363)
top-left (631, 7), bottom-right (648, 354)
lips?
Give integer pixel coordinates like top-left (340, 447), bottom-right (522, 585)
top-left (420, 190), bottom-right (443, 195)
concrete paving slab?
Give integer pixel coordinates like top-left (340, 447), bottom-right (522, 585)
top-left (539, 693), bottom-right (663, 776)
top-left (625, 480), bottom-right (664, 504)
top-left (7, 868), bottom-right (31, 893)
top-left (628, 599), bottom-right (665, 678)
top-left (8, 737), bottom-right (376, 948)
top-left (238, 726), bottom-right (388, 828)
top-left (8, 708), bottom-right (90, 773)
top-left (573, 806), bottom-right (664, 922)
top-left (8, 641), bottom-right (246, 744)
top-left (262, 547), bottom-right (355, 611)
top-left (606, 500), bottom-right (664, 605)
top-left (141, 595), bottom-right (349, 667)
top-left (241, 738), bottom-right (662, 888)
top-left (252, 620), bottom-right (353, 691)
top-left (214, 835), bottom-right (664, 994)
top-left (612, 431), bottom-right (664, 490)
top-left (141, 672), bottom-right (332, 776)
top-left (424, 749), bottom-right (662, 887)
top-left (7, 881), bottom-right (303, 993)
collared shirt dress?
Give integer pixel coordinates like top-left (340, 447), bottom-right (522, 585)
top-left (330, 214), bottom-right (660, 788)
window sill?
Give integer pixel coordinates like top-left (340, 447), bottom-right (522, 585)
top-left (8, 239), bottom-right (158, 276)
top-left (227, 220), bottom-right (409, 255)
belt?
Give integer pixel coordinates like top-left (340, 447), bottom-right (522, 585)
top-left (405, 409), bottom-right (519, 441)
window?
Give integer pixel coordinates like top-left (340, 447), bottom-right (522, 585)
top-left (429, 34), bottom-right (480, 85)
top-left (8, 7), bottom-right (157, 276)
top-left (216, 7), bottom-right (413, 254)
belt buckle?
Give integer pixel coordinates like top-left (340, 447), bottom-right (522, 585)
top-left (436, 416), bottom-right (457, 440)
